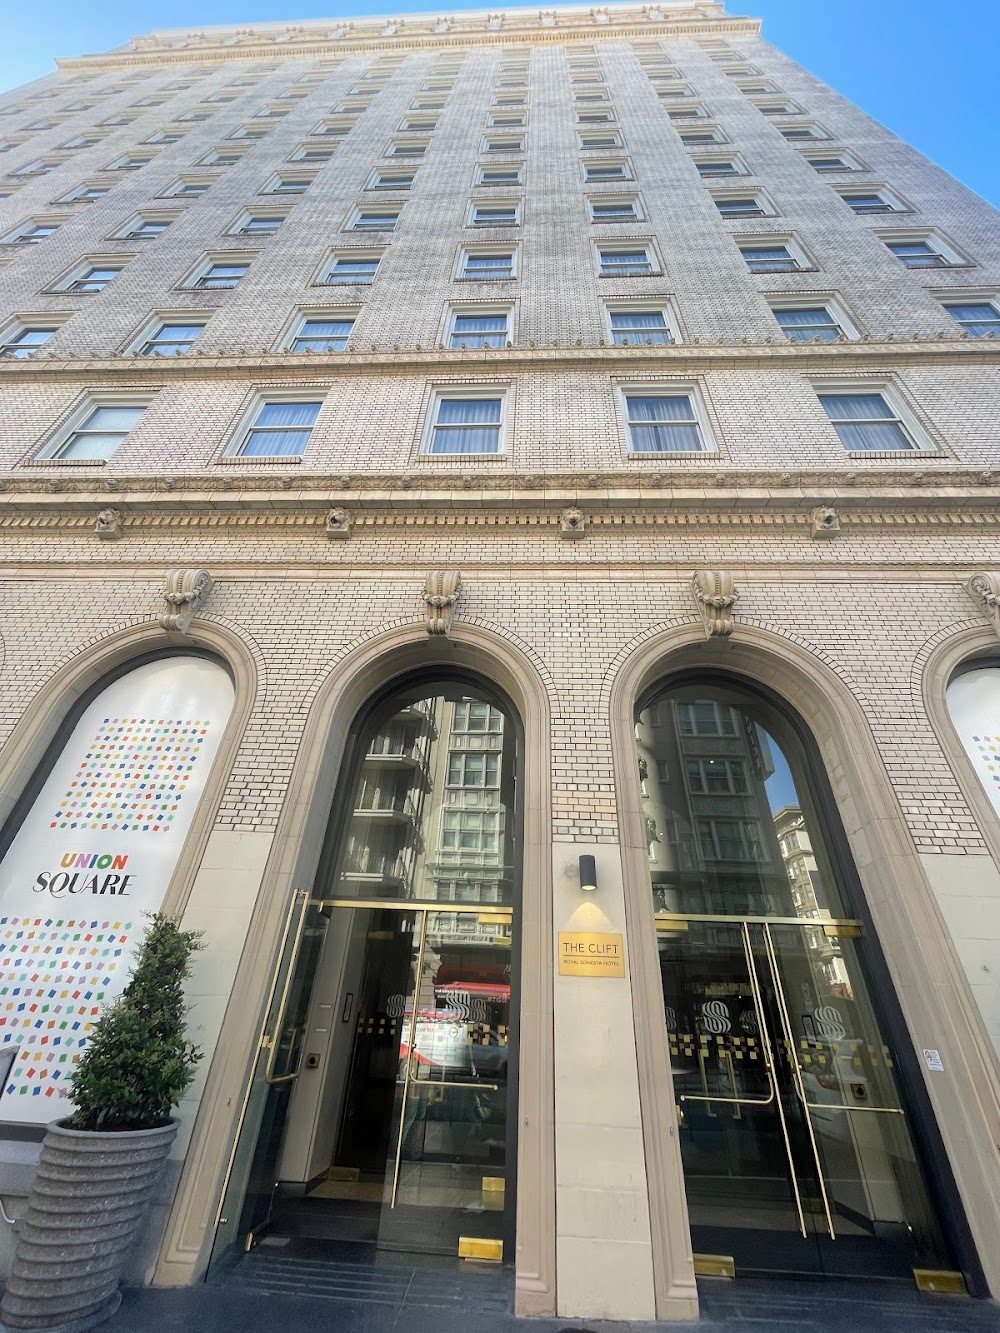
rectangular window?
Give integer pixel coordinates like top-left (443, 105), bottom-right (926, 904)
top-left (484, 137), bottom-right (523, 153)
top-left (609, 309), bottom-right (671, 346)
top-left (194, 262), bottom-right (249, 289)
top-left (452, 701), bottom-right (504, 733)
top-left (325, 254), bottom-right (381, 284)
top-left (818, 392), bottom-right (915, 451)
top-left (461, 250), bottom-right (514, 279)
top-left (715, 195), bottom-right (765, 218)
top-left (680, 131), bottom-right (722, 145)
top-left (695, 159), bottom-right (738, 176)
top-left (696, 818), bottom-right (765, 863)
top-left (127, 217), bottom-right (171, 239)
top-left (943, 301), bottom-right (1000, 337)
top-left (471, 203), bottom-right (518, 226)
top-left (235, 400), bottom-right (321, 457)
top-left (740, 244), bottom-right (799, 272)
top-left (61, 184), bottom-right (109, 203)
top-left (599, 247), bottom-right (653, 276)
top-left (685, 758), bottom-right (748, 795)
top-left (773, 306), bottom-right (842, 341)
top-left (885, 239), bottom-right (947, 268)
top-left (371, 172), bottom-right (414, 189)
top-left (590, 198), bottom-right (638, 221)
top-left (55, 403), bottom-right (146, 460)
top-left (0, 326), bottom-right (56, 358)
top-left (387, 141), bottom-right (426, 157)
top-left (427, 395), bottom-right (503, 454)
top-left (781, 126), bottom-right (824, 141)
top-left (805, 155), bottom-right (853, 172)
top-left (169, 180), bottom-right (211, 196)
top-left (584, 161), bottom-right (628, 181)
top-left (450, 311), bottom-right (509, 348)
top-left (351, 209), bottom-right (400, 230)
top-left (289, 316), bottom-right (354, 352)
top-left (841, 191), bottom-right (894, 214)
top-left (235, 215), bottom-right (284, 236)
top-left (676, 701), bottom-right (735, 736)
top-left (3, 222), bottom-right (59, 245)
top-left (441, 810), bottom-right (501, 853)
top-left (268, 176), bottom-right (312, 194)
top-left (140, 322), bottom-right (204, 356)
top-left (67, 265), bottom-right (121, 292)
top-left (625, 393), bottom-right (704, 452)
top-left (447, 751), bottom-right (500, 787)
top-left (476, 166), bottom-right (522, 185)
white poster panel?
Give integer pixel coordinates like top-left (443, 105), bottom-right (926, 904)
top-left (0, 655), bottom-right (234, 1123)
top-left (946, 667), bottom-right (1000, 819)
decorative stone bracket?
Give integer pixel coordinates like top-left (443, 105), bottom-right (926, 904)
top-left (691, 569), bottom-right (739, 638)
top-left (159, 569), bottom-right (214, 635)
top-left (423, 570), bottom-right (461, 636)
top-left (560, 507), bottom-right (585, 540)
top-left (810, 506), bottom-right (841, 540)
top-left (965, 571), bottom-right (1000, 640)
top-left (94, 508), bottom-right (122, 541)
top-left (325, 507), bottom-right (351, 539)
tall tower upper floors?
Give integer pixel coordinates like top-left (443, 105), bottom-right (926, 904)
top-left (0, 1), bottom-right (997, 479)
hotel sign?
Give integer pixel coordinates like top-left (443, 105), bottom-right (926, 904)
top-left (558, 931), bottom-right (625, 978)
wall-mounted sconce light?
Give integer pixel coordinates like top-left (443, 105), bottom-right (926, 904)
top-left (578, 854), bottom-right (597, 892)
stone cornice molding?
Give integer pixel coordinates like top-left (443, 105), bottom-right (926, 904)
top-left (55, 9), bottom-right (760, 71)
top-left (1, 339), bottom-right (995, 385)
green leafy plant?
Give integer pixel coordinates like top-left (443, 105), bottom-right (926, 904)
top-left (66, 914), bottom-right (203, 1133)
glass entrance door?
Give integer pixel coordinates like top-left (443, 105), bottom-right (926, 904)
top-left (659, 914), bottom-right (947, 1279)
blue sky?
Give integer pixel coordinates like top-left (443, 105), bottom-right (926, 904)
top-left (2, 0), bottom-right (997, 209)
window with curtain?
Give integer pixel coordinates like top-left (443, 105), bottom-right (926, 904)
top-left (943, 302), bottom-right (1000, 337)
top-left (625, 394), bottom-right (703, 452)
top-left (450, 313), bottom-right (509, 349)
top-left (427, 397), bottom-right (503, 454)
top-left (57, 403), bottom-right (147, 460)
top-left (773, 307), bottom-right (841, 341)
top-left (818, 392), bottom-right (914, 451)
top-left (141, 323), bottom-right (205, 356)
top-left (238, 400), bottom-right (322, 456)
top-left (610, 310), bottom-right (671, 345)
top-left (947, 667), bottom-right (1000, 820)
top-left (462, 251), bottom-right (514, 278)
top-left (290, 318), bottom-right (354, 352)
top-left (886, 240), bottom-right (946, 268)
top-left (600, 248), bottom-right (653, 276)
top-left (740, 244), bottom-right (797, 272)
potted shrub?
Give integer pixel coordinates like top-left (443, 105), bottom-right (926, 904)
top-left (1, 915), bottom-right (202, 1332)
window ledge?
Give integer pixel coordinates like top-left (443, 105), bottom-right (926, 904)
top-left (628, 451), bottom-right (712, 461)
top-left (24, 456), bottom-right (108, 467)
top-left (845, 449), bottom-right (947, 460)
top-left (418, 452), bottom-right (506, 461)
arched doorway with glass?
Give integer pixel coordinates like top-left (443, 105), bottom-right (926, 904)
top-left (635, 673), bottom-right (960, 1286)
top-left (210, 673), bottom-right (522, 1272)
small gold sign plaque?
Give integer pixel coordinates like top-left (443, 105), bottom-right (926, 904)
top-left (558, 931), bottom-right (625, 978)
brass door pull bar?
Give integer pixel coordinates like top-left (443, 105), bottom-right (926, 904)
top-left (395, 1078), bottom-right (501, 1092)
top-left (263, 891), bottom-right (313, 1086)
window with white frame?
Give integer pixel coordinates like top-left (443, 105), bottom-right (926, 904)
top-left (264, 173), bottom-right (314, 194)
top-left (42, 399), bottom-right (148, 460)
top-left (816, 389), bottom-right (919, 451)
top-left (598, 244), bottom-right (655, 276)
top-left (349, 207), bottom-right (400, 230)
top-left (476, 165), bottom-right (523, 186)
top-left (163, 177), bottom-right (214, 198)
top-left (771, 304), bottom-right (846, 342)
top-left (58, 182), bottom-right (110, 203)
top-left (579, 132), bottom-right (623, 149)
top-left (460, 248), bottom-right (515, 279)
top-left (803, 152), bottom-right (859, 172)
top-left (447, 751), bottom-right (500, 787)
top-left (739, 241), bottom-right (802, 272)
top-left (607, 307), bottom-right (674, 346)
top-left (469, 201), bottom-right (519, 226)
top-left (228, 123), bottom-right (270, 140)
top-left (694, 157), bottom-right (743, 177)
top-left (483, 136), bottom-right (523, 154)
top-left (230, 398), bottom-right (323, 457)
top-left (369, 170), bottom-right (415, 189)
top-left (453, 700), bottom-right (504, 732)
top-left (686, 757), bottom-right (748, 795)
top-left (287, 314), bottom-right (355, 352)
top-left (14, 160), bottom-right (61, 176)
top-left (107, 154), bottom-right (155, 171)
top-left (229, 211), bottom-right (287, 236)
top-left (424, 391), bottom-right (506, 455)
top-left (387, 139), bottom-right (427, 157)
top-left (198, 148), bottom-right (246, 167)
top-left (441, 809), bottom-right (502, 853)
top-left (714, 193), bottom-right (768, 218)
top-left (322, 251), bottom-right (382, 284)
top-left (753, 99), bottom-right (801, 116)
top-left (883, 236), bottom-right (959, 268)
top-left (589, 196), bottom-right (640, 221)
top-left (0, 219), bottom-right (60, 245)
top-left (680, 128), bottom-right (726, 145)
top-left (138, 321), bottom-right (205, 356)
top-left (667, 106), bottom-right (709, 120)
top-left (289, 144), bottom-right (335, 162)
top-left (0, 323), bottom-right (58, 358)
top-left (190, 259), bottom-right (250, 290)
top-left (116, 213), bottom-right (175, 240)
top-left (942, 300), bottom-right (1000, 337)
top-left (780, 124), bottom-right (827, 141)
top-left (623, 390), bottom-right (707, 453)
top-left (583, 159), bottom-right (630, 181)
top-left (838, 188), bottom-right (901, 214)
top-left (61, 262), bottom-right (124, 293)
top-left (448, 308), bottom-right (510, 348)
top-left (143, 129), bottom-right (184, 145)
top-left (59, 134), bottom-right (101, 150)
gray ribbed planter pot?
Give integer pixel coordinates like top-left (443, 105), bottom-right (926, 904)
top-left (0, 1119), bottom-right (177, 1333)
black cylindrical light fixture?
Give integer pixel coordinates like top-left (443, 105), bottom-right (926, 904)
top-left (579, 854), bottom-right (597, 893)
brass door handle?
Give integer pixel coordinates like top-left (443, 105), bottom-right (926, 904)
top-left (264, 890), bottom-right (311, 1086)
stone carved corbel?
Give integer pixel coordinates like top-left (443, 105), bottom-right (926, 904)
top-left (159, 569), bottom-right (214, 635)
top-left (94, 508), bottom-right (122, 541)
top-left (965, 572), bottom-right (1000, 640)
top-left (691, 569), bottom-right (739, 639)
top-left (560, 507), bottom-right (585, 540)
top-left (325, 507), bottom-right (351, 539)
top-left (423, 571), bottom-right (461, 637)
top-left (810, 506), bottom-right (841, 540)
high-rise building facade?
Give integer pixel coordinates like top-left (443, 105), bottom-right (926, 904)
top-left (0, 2), bottom-right (999, 1321)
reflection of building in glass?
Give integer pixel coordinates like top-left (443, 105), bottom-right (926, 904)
top-left (636, 697), bottom-right (792, 916)
top-left (773, 805), bottom-right (850, 994)
top-left (339, 696), bottom-right (513, 913)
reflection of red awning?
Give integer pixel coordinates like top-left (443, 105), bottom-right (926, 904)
top-left (436, 982), bottom-right (510, 1000)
